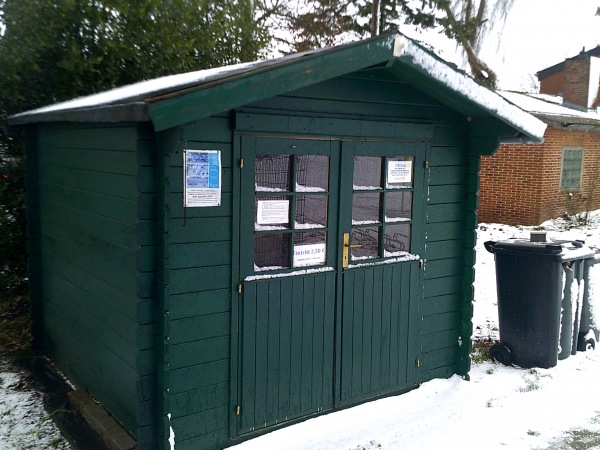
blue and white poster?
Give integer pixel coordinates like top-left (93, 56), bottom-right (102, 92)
top-left (184, 150), bottom-right (221, 207)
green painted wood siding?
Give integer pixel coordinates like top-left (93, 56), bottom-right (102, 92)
top-left (239, 273), bottom-right (336, 434)
top-left (33, 123), bottom-right (155, 439)
top-left (24, 129), bottom-right (43, 349)
top-left (421, 120), bottom-right (470, 382)
top-left (163, 116), bottom-right (233, 450)
top-left (340, 262), bottom-right (419, 404)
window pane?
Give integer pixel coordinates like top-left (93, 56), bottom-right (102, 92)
top-left (255, 233), bottom-right (291, 270)
top-left (351, 227), bottom-right (380, 260)
top-left (386, 191), bottom-right (412, 221)
top-left (352, 192), bottom-right (381, 224)
top-left (560, 147), bottom-right (583, 191)
top-left (293, 231), bottom-right (327, 267)
top-left (384, 224), bottom-right (411, 255)
top-left (353, 156), bottom-right (382, 189)
top-left (386, 157), bottom-right (414, 188)
top-left (296, 195), bottom-right (327, 228)
top-left (255, 195), bottom-right (290, 229)
top-left (296, 155), bottom-right (329, 192)
top-left (255, 154), bottom-right (292, 191)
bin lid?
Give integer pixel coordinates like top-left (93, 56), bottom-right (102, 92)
top-left (559, 241), bottom-right (595, 262)
top-left (487, 239), bottom-right (595, 261)
top-left (489, 239), bottom-right (563, 255)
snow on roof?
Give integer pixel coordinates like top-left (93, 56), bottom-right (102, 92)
top-left (499, 91), bottom-right (600, 127)
top-left (9, 60), bottom-right (265, 119)
top-left (395, 37), bottom-right (546, 141)
top-left (9, 32), bottom-right (546, 142)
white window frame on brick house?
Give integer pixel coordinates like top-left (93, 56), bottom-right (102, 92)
top-left (560, 146), bottom-right (584, 191)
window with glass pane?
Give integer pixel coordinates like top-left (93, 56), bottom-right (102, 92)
top-left (351, 155), bottom-right (414, 262)
top-left (254, 153), bottom-right (330, 271)
top-left (353, 156), bottom-right (382, 189)
top-left (560, 147), bottom-right (584, 191)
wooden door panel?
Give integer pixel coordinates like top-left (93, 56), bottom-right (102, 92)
top-left (239, 271), bottom-right (336, 434)
top-left (340, 261), bottom-right (417, 404)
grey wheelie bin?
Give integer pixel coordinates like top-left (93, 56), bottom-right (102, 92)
top-left (580, 251), bottom-right (600, 351)
top-left (558, 248), bottom-right (588, 360)
top-left (484, 239), bottom-right (595, 369)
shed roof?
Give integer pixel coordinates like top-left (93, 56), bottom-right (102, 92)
top-left (8, 32), bottom-right (545, 142)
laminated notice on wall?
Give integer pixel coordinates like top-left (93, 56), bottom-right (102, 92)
top-left (184, 150), bottom-right (221, 207)
top-left (387, 160), bottom-right (412, 184)
top-left (293, 243), bottom-right (327, 267)
top-left (256, 200), bottom-right (289, 224)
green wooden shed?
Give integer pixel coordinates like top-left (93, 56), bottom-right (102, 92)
top-left (9, 33), bottom-right (545, 450)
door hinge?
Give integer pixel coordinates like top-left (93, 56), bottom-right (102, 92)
top-left (237, 283), bottom-right (243, 294)
top-left (424, 160), bottom-right (429, 169)
top-left (239, 158), bottom-right (244, 168)
top-left (419, 259), bottom-right (426, 270)
top-left (236, 405), bottom-right (241, 415)
top-left (416, 358), bottom-right (422, 368)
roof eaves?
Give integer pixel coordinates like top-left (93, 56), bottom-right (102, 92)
top-left (392, 37), bottom-right (546, 143)
top-left (535, 112), bottom-right (600, 130)
top-left (8, 102), bottom-right (150, 126)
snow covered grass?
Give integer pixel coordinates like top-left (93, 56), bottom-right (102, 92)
top-left (0, 360), bottom-right (69, 449)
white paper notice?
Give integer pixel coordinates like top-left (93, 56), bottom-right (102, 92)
top-left (387, 160), bottom-right (412, 184)
top-left (257, 200), bottom-right (289, 224)
top-left (293, 243), bottom-right (327, 267)
top-left (184, 150), bottom-right (221, 207)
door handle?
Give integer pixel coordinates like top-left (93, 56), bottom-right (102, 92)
top-left (344, 243), bottom-right (363, 248)
top-left (342, 233), bottom-right (362, 268)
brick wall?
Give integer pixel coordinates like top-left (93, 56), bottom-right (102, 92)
top-left (539, 71), bottom-right (566, 95)
top-left (479, 128), bottom-right (600, 225)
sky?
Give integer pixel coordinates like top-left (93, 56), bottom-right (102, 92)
top-left (403, 0), bottom-right (600, 92)
top-left (226, 219), bottom-right (600, 450)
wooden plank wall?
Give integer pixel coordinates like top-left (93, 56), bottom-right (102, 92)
top-left (34, 123), bottom-right (155, 439)
top-left (421, 118), bottom-right (470, 382)
top-left (23, 128), bottom-right (43, 349)
top-left (163, 115), bottom-right (234, 450)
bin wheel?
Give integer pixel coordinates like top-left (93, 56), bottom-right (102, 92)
top-left (490, 344), bottom-right (512, 366)
top-left (577, 334), bottom-right (596, 352)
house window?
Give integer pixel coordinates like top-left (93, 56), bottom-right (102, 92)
top-left (560, 147), bottom-right (584, 191)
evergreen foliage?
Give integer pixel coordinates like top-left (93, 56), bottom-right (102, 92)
top-left (0, 0), bottom-right (271, 352)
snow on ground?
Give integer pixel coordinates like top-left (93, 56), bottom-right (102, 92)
top-left (0, 360), bottom-right (69, 449)
top-left (2, 213), bottom-right (600, 449)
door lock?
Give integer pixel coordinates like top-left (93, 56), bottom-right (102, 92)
top-left (342, 233), bottom-right (363, 268)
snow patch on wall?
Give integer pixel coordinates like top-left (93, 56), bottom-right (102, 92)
top-left (246, 266), bottom-right (334, 281)
top-left (347, 253), bottom-right (420, 268)
top-left (168, 413), bottom-right (175, 450)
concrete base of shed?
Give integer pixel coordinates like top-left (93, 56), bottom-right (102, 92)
top-left (68, 390), bottom-right (137, 450)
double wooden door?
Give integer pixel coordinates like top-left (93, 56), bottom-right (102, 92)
top-left (234, 135), bottom-right (425, 435)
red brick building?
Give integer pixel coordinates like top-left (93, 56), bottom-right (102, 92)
top-left (479, 47), bottom-right (600, 225)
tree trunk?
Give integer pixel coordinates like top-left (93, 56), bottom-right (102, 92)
top-left (463, 40), bottom-right (497, 88)
top-left (371, 0), bottom-right (381, 36)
